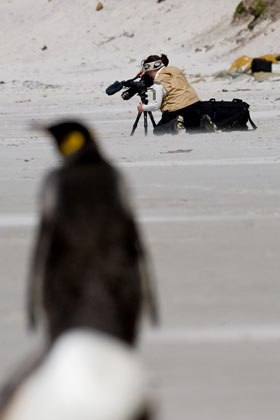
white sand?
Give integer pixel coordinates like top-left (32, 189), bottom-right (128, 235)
top-left (1, 2), bottom-right (280, 420)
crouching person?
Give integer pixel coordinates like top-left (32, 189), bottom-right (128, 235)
top-left (137, 54), bottom-right (203, 135)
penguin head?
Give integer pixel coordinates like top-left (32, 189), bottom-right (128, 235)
top-left (46, 121), bottom-right (97, 157)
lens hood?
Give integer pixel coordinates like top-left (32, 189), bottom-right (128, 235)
top-left (105, 81), bottom-right (124, 96)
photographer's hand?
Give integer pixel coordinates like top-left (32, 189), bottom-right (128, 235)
top-left (136, 70), bottom-right (146, 78)
top-left (137, 103), bottom-right (144, 113)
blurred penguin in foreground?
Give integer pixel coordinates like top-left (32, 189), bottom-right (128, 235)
top-left (28, 121), bottom-right (158, 345)
top-left (1, 329), bottom-right (152, 420)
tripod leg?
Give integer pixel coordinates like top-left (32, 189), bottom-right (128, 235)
top-left (130, 112), bottom-right (142, 136)
top-left (144, 111), bottom-right (148, 136)
top-left (148, 111), bottom-right (156, 128)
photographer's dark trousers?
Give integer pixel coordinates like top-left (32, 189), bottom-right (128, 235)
top-left (154, 100), bottom-right (203, 135)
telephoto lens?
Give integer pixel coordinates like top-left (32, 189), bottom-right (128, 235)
top-left (121, 88), bottom-right (137, 100)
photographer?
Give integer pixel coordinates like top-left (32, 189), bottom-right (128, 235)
top-left (106, 56), bottom-right (256, 135)
top-left (137, 54), bottom-right (205, 134)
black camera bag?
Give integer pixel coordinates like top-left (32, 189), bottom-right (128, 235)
top-left (201, 98), bottom-right (257, 131)
top-left (251, 58), bottom-right (272, 73)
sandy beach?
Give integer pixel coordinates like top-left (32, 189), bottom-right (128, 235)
top-left (1, 1), bottom-right (280, 419)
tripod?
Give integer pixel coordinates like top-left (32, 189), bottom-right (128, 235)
top-left (130, 91), bottom-right (156, 136)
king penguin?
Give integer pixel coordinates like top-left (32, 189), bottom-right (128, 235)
top-left (27, 120), bottom-right (158, 345)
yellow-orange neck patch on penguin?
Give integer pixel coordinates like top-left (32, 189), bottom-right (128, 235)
top-left (59, 131), bottom-right (86, 156)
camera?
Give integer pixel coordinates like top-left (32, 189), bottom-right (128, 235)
top-left (105, 74), bottom-right (154, 103)
top-left (105, 73), bottom-right (156, 136)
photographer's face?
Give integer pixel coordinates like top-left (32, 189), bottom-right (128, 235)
top-left (146, 69), bottom-right (158, 79)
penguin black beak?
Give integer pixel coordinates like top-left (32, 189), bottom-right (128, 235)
top-left (30, 121), bottom-right (50, 134)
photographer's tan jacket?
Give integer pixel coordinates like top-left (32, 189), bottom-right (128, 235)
top-left (156, 66), bottom-right (199, 112)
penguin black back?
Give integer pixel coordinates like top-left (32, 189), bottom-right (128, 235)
top-left (27, 121), bottom-right (158, 345)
